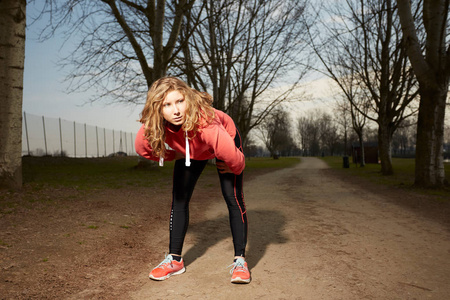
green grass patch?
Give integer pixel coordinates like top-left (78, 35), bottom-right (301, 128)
top-left (22, 156), bottom-right (173, 190)
top-left (245, 157), bottom-right (301, 170)
top-left (3, 155), bottom-right (302, 214)
top-left (21, 156), bottom-right (301, 191)
top-left (321, 156), bottom-right (450, 200)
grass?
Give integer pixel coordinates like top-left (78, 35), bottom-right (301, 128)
top-left (22, 156), bottom-right (173, 190)
top-left (245, 156), bottom-right (301, 170)
top-left (21, 156), bottom-right (301, 191)
top-left (321, 156), bottom-right (450, 200)
top-left (16, 155), bottom-right (450, 201)
top-left (0, 156), bottom-right (300, 214)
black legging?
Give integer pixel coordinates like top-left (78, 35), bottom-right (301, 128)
top-left (169, 130), bottom-right (247, 257)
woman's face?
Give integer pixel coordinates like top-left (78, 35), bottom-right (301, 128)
top-left (161, 90), bottom-right (187, 126)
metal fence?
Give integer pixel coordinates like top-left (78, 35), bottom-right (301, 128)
top-left (22, 112), bottom-right (136, 157)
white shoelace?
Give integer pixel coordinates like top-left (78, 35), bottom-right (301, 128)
top-left (155, 254), bottom-right (174, 269)
top-left (228, 258), bottom-right (248, 274)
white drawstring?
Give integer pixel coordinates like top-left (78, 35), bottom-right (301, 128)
top-left (185, 132), bottom-right (191, 167)
top-left (159, 132), bottom-right (190, 167)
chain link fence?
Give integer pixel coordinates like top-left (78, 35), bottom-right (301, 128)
top-left (22, 112), bottom-right (136, 157)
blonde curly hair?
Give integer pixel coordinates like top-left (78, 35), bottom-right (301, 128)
top-left (139, 77), bottom-right (215, 158)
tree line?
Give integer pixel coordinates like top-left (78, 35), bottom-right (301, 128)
top-left (253, 105), bottom-right (450, 163)
top-left (0, 0), bottom-right (449, 189)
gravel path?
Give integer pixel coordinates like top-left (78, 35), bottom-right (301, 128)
top-left (132, 157), bottom-right (450, 299)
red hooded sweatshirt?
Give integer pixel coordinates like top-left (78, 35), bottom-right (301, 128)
top-left (135, 109), bottom-right (245, 175)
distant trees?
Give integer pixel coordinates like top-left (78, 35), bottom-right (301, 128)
top-left (0, 0), bottom-right (26, 189)
top-left (256, 103), bottom-right (446, 163)
top-left (297, 110), bottom-right (344, 157)
top-left (298, 114), bottom-right (320, 156)
top-left (318, 113), bottom-right (341, 156)
top-left (392, 119), bottom-right (416, 157)
top-left (257, 108), bottom-right (297, 159)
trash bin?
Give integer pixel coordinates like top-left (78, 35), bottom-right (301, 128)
top-left (343, 156), bottom-right (349, 168)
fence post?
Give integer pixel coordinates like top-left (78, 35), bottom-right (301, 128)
top-left (124, 131), bottom-right (128, 155)
top-left (42, 116), bottom-right (48, 156)
top-left (113, 129), bottom-right (115, 155)
top-left (59, 118), bottom-right (63, 156)
top-left (128, 132), bottom-right (130, 156)
top-left (84, 123), bottom-right (87, 158)
top-left (130, 132), bottom-right (134, 155)
top-left (96, 126), bottom-right (99, 157)
top-left (119, 130), bottom-right (123, 153)
top-left (23, 112), bottom-right (30, 156)
top-left (73, 121), bottom-right (76, 158)
top-left (103, 128), bottom-right (106, 157)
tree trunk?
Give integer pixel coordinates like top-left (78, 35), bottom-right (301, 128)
top-left (0, 0), bottom-right (26, 189)
top-left (414, 86), bottom-right (447, 187)
top-left (378, 122), bottom-right (394, 175)
top-left (397, 0), bottom-right (448, 188)
top-left (358, 133), bottom-right (365, 167)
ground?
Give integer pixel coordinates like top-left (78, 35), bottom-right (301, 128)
top-left (1, 157), bottom-right (450, 299)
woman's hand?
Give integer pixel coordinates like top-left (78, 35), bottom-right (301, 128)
top-left (216, 160), bottom-right (232, 174)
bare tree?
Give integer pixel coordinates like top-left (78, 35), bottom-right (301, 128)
top-left (297, 112), bottom-right (321, 156)
top-left (319, 113), bottom-right (341, 156)
top-left (257, 108), bottom-right (293, 159)
top-left (34, 0), bottom-right (197, 104)
top-left (350, 91), bottom-right (369, 167)
top-left (176, 0), bottom-right (311, 144)
top-left (334, 64), bottom-right (370, 165)
top-left (398, 0), bottom-right (449, 187)
top-left (309, 0), bottom-right (419, 175)
top-left (0, 0), bottom-right (26, 189)
top-left (334, 96), bottom-right (353, 156)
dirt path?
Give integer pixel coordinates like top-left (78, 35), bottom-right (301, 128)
top-left (2, 157), bottom-right (450, 299)
top-left (131, 157), bottom-right (450, 299)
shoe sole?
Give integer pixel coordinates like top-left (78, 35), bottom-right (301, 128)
top-left (231, 276), bottom-right (251, 284)
top-left (149, 267), bottom-right (186, 281)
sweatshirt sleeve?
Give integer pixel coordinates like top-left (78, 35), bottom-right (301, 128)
top-left (135, 124), bottom-right (176, 162)
top-left (200, 122), bottom-right (245, 175)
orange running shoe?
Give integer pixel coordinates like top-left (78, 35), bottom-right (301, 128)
top-left (149, 254), bottom-right (185, 281)
top-left (229, 257), bottom-right (251, 284)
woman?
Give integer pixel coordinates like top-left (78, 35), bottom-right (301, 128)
top-left (135, 77), bottom-right (250, 284)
